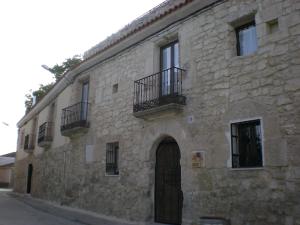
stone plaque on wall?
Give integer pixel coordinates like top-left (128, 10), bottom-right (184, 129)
top-left (85, 145), bottom-right (94, 163)
top-left (192, 151), bottom-right (205, 168)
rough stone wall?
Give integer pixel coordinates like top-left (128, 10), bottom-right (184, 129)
top-left (14, 0), bottom-right (300, 225)
top-left (14, 156), bottom-right (32, 194)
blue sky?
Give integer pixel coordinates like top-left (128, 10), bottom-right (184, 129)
top-left (0, 0), bottom-right (165, 155)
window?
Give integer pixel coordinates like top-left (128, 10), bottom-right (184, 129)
top-left (19, 130), bottom-right (25, 148)
top-left (106, 142), bottom-right (119, 175)
top-left (231, 119), bottom-right (263, 168)
top-left (267, 19), bottom-right (279, 34)
top-left (236, 21), bottom-right (257, 56)
top-left (81, 81), bottom-right (89, 121)
top-left (24, 135), bottom-right (30, 150)
top-left (161, 41), bottom-right (179, 96)
top-left (48, 102), bottom-right (56, 123)
top-left (112, 83), bottom-right (118, 94)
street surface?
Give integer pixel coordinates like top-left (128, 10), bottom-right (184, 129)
top-left (0, 189), bottom-right (138, 225)
top-left (0, 189), bottom-right (86, 225)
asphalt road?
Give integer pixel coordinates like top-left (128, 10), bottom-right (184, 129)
top-left (0, 189), bottom-right (141, 225)
top-left (0, 189), bottom-right (85, 225)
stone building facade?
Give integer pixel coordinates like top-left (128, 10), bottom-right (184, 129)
top-left (0, 152), bottom-right (15, 188)
top-left (14, 0), bottom-right (300, 224)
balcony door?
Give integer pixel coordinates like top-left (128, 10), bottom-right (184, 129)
top-left (81, 82), bottom-right (89, 121)
top-left (161, 41), bottom-right (179, 96)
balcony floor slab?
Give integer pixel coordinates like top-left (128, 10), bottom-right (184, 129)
top-left (133, 103), bottom-right (184, 119)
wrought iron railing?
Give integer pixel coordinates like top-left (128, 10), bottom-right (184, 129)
top-left (38, 122), bottom-right (53, 144)
top-left (133, 67), bottom-right (186, 112)
top-left (61, 102), bottom-right (89, 131)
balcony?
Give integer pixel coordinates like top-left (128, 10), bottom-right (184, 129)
top-left (24, 134), bottom-right (35, 153)
top-left (37, 122), bottom-right (53, 147)
top-left (133, 67), bottom-right (186, 118)
top-left (61, 102), bottom-right (90, 136)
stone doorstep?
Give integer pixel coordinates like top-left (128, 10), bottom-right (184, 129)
top-left (9, 192), bottom-right (137, 225)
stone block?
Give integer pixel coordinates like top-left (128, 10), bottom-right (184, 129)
top-left (285, 78), bottom-right (300, 91)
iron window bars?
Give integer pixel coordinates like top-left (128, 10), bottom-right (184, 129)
top-left (106, 142), bottom-right (119, 175)
top-left (37, 122), bottom-right (53, 144)
top-left (231, 119), bottom-right (263, 168)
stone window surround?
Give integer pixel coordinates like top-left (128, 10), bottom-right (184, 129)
top-left (235, 21), bottom-right (258, 56)
top-left (227, 11), bottom-right (259, 58)
top-left (153, 31), bottom-right (180, 73)
top-left (75, 75), bottom-right (90, 103)
top-left (228, 117), bottom-right (265, 171)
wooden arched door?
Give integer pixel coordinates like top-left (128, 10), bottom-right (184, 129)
top-left (155, 139), bottom-right (183, 224)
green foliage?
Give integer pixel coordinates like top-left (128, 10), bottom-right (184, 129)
top-left (25, 93), bottom-right (33, 114)
top-left (45, 55), bottom-right (82, 81)
top-left (32, 83), bottom-right (55, 102)
top-left (25, 55), bottom-right (82, 113)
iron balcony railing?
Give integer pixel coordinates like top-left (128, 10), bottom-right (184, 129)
top-left (61, 101), bottom-right (89, 132)
top-left (133, 67), bottom-right (186, 112)
top-left (37, 122), bottom-right (53, 144)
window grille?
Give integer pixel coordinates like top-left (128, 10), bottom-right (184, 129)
top-left (231, 119), bottom-right (263, 168)
top-left (106, 142), bottom-right (119, 175)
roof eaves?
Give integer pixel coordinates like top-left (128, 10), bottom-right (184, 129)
top-left (83, 0), bottom-right (193, 61)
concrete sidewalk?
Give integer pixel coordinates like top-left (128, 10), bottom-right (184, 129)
top-left (9, 191), bottom-right (139, 225)
top-left (3, 189), bottom-right (168, 225)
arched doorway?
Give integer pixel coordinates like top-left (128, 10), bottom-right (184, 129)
top-left (26, 164), bottom-right (33, 194)
top-left (155, 137), bottom-right (183, 225)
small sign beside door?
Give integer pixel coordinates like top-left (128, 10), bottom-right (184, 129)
top-left (192, 151), bottom-right (205, 168)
